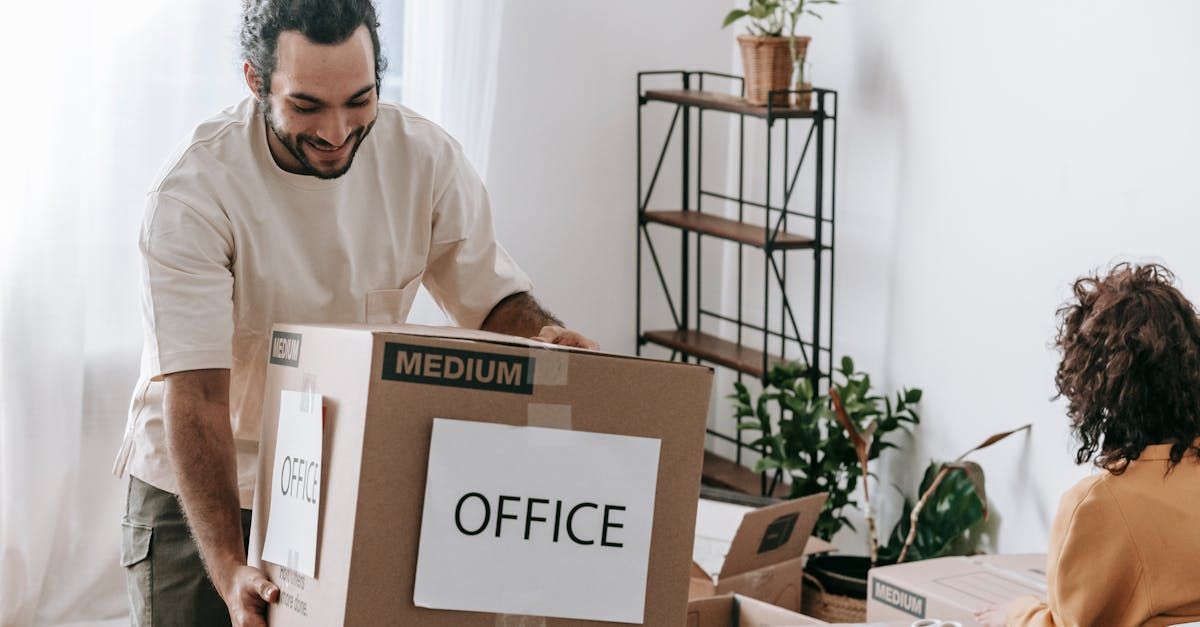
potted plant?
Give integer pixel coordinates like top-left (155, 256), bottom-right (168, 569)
top-left (731, 357), bottom-right (921, 543)
top-left (732, 357), bottom-right (1029, 621)
top-left (722, 0), bottom-right (838, 106)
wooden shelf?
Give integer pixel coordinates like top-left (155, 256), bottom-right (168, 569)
top-left (643, 89), bottom-right (819, 120)
top-left (702, 451), bottom-right (788, 498)
top-left (642, 329), bottom-right (785, 379)
top-left (644, 210), bottom-right (814, 250)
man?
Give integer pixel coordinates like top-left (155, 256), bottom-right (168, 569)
top-left (111, 2), bottom-right (596, 625)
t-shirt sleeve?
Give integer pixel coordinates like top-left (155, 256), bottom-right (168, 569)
top-left (422, 145), bottom-right (534, 330)
top-left (1005, 478), bottom-right (1152, 626)
top-left (139, 191), bottom-right (235, 380)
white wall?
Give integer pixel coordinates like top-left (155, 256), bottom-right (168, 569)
top-left (485, 0), bottom-right (737, 352)
top-left (487, 1), bottom-right (1200, 555)
top-left (803, 1), bottom-right (1200, 552)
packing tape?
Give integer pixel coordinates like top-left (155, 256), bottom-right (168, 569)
top-left (527, 403), bottom-right (573, 431)
top-left (300, 372), bottom-right (318, 414)
top-left (531, 348), bottom-right (568, 387)
top-left (492, 397), bottom-right (568, 626)
top-left (494, 615), bottom-right (546, 627)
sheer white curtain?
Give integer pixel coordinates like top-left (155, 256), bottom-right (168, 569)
top-left (401, 0), bottom-right (507, 325)
top-left (0, 1), bottom-right (499, 623)
top-left (0, 2), bottom-right (246, 625)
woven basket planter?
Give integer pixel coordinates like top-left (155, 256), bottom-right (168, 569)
top-left (801, 577), bottom-right (867, 622)
top-left (737, 35), bottom-right (810, 106)
top-left (801, 554), bottom-right (869, 622)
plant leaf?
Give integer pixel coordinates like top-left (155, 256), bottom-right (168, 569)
top-left (722, 9), bottom-right (749, 28)
top-left (755, 457), bottom-right (784, 472)
top-left (830, 389), bottom-right (868, 467)
top-left (954, 424), bottom-right (1031, 462)
top-left (863, 418), bottom-right (879, 442)
top-left (945, 461), bottom-right (988, 519)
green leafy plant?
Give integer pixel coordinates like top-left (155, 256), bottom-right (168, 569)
top-left (731, 356), bottom-right (921, 541)
top-left (722, 0), bottom-right (839, 86)
top-left (722, 0), bottom-right (839, 38)
top-left (831, 386), bottom-right (1029, 565)
top-left (733, 356), bottom-right (1029, 566)
top-left (875, 460), bottom-right (986, 564)
top-left (720, 0), bottom-right (835, 94)
top-left (868, 426), bottom-right (1030, 565)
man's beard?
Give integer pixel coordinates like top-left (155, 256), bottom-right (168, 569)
top-left (265, 108), bottom-right (375, 180)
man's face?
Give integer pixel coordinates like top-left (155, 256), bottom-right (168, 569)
top-left (255, 25), bottom-right (378, 179)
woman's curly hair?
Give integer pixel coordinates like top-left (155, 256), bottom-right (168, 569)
top-left (1055, 263), bottom-right (1200, 474)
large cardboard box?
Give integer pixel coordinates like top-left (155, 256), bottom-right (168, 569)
top-left (866, 553), bottom-right (1047, 622)
top-left (685, 594), bottom-right (827, 627)
top-left (689, 493), bottom-right (835, 612)
top-left (247, 323), bottom-right (714, 625)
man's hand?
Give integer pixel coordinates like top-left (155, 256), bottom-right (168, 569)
top-left (482, 292), bottom-right (597, 349)
top-left (532, 325), bottom-right (599, 350)
top-left (974, 605), bottom-right (1007, 626)
top-left (223, 563), bottom-right (280, 627)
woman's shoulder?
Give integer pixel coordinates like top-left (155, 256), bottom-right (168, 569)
top-left (1054, 472), bottom-right (1125, 529)
top-left (1061, 472), bottom-right (1106, 507)
top-left (1057, 463), bottom-right (1170, 526)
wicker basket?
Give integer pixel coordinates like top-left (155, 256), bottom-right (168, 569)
top-left (801, 574), bottom-right (867, 622)
top-left (737, 35), bottom-right (810, 106)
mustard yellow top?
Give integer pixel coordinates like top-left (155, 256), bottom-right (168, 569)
top-left (1007, 443), bottom-right (1200, 626)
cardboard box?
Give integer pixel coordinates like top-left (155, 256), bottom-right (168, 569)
top-left (686, 593), bottom-right (828, 627)
top-left (867, 553), bottom-right (1047, 622)
top-left (247, 323), bottom-right (714, 625)
top-left (689, 493), bottom-right (836, 612)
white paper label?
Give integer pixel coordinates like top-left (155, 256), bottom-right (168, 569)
top-left (261, 390), bottom-right (323, 578)
top-left (413, 418), bottom-right (662, 623)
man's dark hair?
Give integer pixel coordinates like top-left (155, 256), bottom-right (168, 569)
top-left (1055, 263), bottom-right (1200, 474)
top-left (240, 0), bottom-right (387, 102)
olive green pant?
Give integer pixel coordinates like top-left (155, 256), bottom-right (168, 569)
top-left (121, 476), bottom-right (252, 627)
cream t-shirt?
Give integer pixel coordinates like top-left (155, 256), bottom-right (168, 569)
top-left (112, 98), bottom-right (533, 507)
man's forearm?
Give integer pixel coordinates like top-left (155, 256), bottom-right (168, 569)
top-left (163, 370), bottom-right (245, 600)
top-left (481, 291), bottom-right (562, 337)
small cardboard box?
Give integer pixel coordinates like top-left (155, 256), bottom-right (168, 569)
top-left (686, 593), bottom-right (828, 627)
top-left (867, 553), bottom-right (1047, 622)
top-left (247, 323), bottom-right (714, 625)
top-left (689, 493), bottom-right (835, 612)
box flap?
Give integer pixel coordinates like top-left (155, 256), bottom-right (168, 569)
top-left (689, 561), bottom-right (717, 599)
top-left (735, 594), bottom-right (828, 624)
top-left (686, 594), bottom-right (827, 627)
top-left (804, 536), bottom-right (838, 556)
top-left (293, 322), bottom-right (713, 370)
top-left (294, 322), bottom-right (562, 350)
top-left (720, 492), bottom-right (827, 579)
top-left (685, 595), bottom-right (733, 627)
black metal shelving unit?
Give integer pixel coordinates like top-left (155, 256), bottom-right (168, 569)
top-left (635, 70), bottom-right (837, 496)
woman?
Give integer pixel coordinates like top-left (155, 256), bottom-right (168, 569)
top-left (979, 263), bottom-right (1200, 626)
